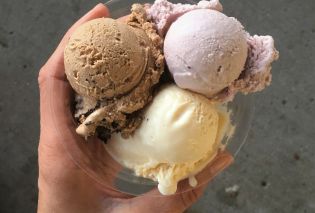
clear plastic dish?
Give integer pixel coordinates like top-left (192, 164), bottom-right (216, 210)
top-left (49, 0), bottom-right (254, 197)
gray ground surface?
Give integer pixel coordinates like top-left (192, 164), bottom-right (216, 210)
top-left (0, 0), bottom-right (314, 212)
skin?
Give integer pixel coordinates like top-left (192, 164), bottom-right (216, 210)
top-left (37, 4), bottom-right (233, 213)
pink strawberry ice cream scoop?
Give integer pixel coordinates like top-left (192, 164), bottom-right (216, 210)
top-left (147, 0), bottom-right (279, 102)
top-left (164, 9), bottom-right (248, 98)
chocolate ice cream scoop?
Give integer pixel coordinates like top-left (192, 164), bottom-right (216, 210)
top-left (65, 18), bottom-right (151, 99)
top-left (65, 5), bottom-right (164, 140)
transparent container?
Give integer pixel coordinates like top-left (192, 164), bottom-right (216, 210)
top-left (49, 0), bottom-right (254, 197)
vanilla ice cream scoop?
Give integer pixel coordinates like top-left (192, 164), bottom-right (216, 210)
top-left (164, 9), bottom-right (248, 97)
top-left (105, 85), bottom-right (231, 195)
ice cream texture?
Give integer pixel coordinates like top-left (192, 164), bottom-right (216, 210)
top-left (105, 85), bottom-right (231, 195)
top-left (148, 0), bottom-right (279, 101)
top-left (164, 9), bottom-right (248, 97)
top-left (147, 0), bottom-right (223, 35)
top-left (65, 5), bottom-right (164, 139)
top-left (65, 18), bottom-right (150, 99)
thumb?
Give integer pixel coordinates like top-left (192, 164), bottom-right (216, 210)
top-left (38, 3), bottom-right (110, 170)
top-left (114, 151), bottom-right (233, 213)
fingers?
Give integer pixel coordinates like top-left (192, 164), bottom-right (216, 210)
top-left (118, 151), bottom-right (233, 213)
top-left (40, 3), bottom-right (109, 81)
top-left (117, 15), bottom-right (130, 23)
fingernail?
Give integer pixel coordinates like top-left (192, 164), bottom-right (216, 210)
top-left (94, 3), bottom-right (105, 9)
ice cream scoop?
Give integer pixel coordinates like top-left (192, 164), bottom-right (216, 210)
top-left (148, 0), bottom-right (279, 102)
top-left (65, 18), bottom-right (150, 99)
top-left (164, 9), bottom-right (248, 97)
top-left (105, 85), bottom-right (232, 195)
top-left (65, 5), bottom-right (164, 140)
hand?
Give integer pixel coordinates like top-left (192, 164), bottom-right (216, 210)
top-left (37, 4), bottom-right (233, 213)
